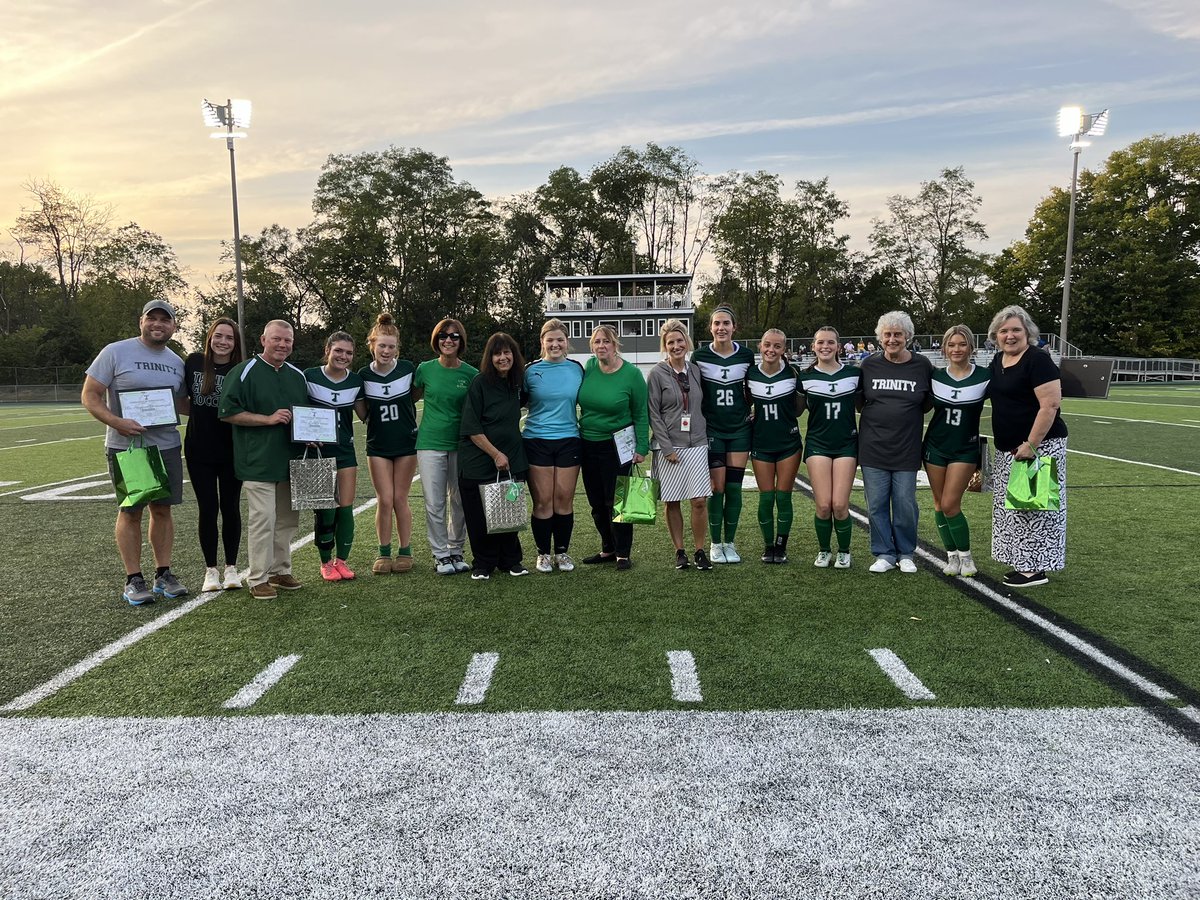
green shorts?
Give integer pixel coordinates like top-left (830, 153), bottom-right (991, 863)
top-left (708, 431), bottom-right (752, 457)
top-left (751, 443), bottom-right (801, 463)
top-left (923, 442), bottom-right (980, 467)
top-left (803, 439), bottom-right (857, 461)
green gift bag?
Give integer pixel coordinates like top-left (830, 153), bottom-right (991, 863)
top-left (1004, 455), bottom-right (1061, 511)
top-left (613, 464), bottom-right (659, 525)
top-left (113, 438), bottom-right (171, 508)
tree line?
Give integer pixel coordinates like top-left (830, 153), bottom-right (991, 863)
top-left (3, 134), bottom-right (1198, 380)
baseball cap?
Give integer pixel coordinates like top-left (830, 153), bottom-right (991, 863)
top-left (142, 299), bottom-right (177, 320)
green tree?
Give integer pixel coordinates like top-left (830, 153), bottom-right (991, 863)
top-left (990, 134), bottom-right (1200, 356)
top-left (0, 259), bottom-right (58, 334)
top-left (869, 166), bottom-right (988, 334)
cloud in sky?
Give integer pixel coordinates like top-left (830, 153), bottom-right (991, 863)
top-left (1, 0), bottom-right (1197, 281)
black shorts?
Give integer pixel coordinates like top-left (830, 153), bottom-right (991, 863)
top-left (108, 445), bottom-right (184, 509)
top-left (524, 436), bottom-right (581, 468)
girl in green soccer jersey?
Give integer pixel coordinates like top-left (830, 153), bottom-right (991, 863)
top-left (800, 326), bottom-right (860, 569)
top-left (745, 329), bottom-right (802, 564)
top-left (691, 306), bottom-right (754, 564)
top-left (360, 313), bottom-right (420, 574)
top-left (923, 324), bottom-right (991, 577)
top-left (305, 331), bottom-right (367, 581)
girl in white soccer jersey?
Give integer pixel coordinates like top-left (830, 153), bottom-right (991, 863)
top-left (923, 324), bottom-right (990, 577)
top-left (304, 331), bottom-right (367, 581)
top-left (799, 326), bottom-right (860, 569)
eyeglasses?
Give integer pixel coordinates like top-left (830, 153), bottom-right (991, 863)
top-left (438, 333), bottom-right (462, 342)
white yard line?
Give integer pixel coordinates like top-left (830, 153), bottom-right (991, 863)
top-left (222, 655), bottom-right (302, 709)
top-left (867, 648), bottom-right (937, 700)
top-left (979, 432), bottom-right (1200, 478)
top-left (455, 653), bottom-right (500, 706)
top-left (2, 498), bottom-right (380, 712)
top-left (795, 476), bottom-right (1184, 706)
top-left (1061, 411), bottom-right (1200, 429)
top-left (0, 435), bottom-right (102, 451)
top-left (0, 473), bottom-right (107, 498)
top-left (667, 650), bottom-right (703, 702)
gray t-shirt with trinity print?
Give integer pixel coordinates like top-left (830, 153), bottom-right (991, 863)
top-left (86, 337), bottom-right (185, 450)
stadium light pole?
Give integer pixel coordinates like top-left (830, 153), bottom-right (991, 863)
top-left (1057, 105), bottom-right (1108, 353)
top-left (202, 98), bottom-right (252, 358)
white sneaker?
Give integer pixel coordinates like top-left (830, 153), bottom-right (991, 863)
top-left (898, 558), bottom-right (918, 574)
top-left (723, 542), bottom-right (742, 563)
top-left (943, 551), bottom-right (961, 576)
top-left (710, 542), bottom-right (728, 564)
top-left (222, 565), bottom-right (242, 589)
top-left (554, 553), bottom-right (576, 572)
top-left (834, 552), bottom-right (852, 569)
top-left (535, 553), bottom-right (554, 573)
top-left (202, 567), bottom-right (221, 592)
top-left (869, 558), bottom-right (896, 573)
top-left (958, 551), bottom-right (978, 577)
top-left (814, 551), bottom-right (833, 568)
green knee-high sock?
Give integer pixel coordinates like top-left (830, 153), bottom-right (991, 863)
top-left (723, 482), bottom-right (743, 541)
top-left (834, 515), bottom-right (853, 552)
top-left (315, 508), bottom-right (337, 563)
top-left (946, 512), bottom-right (970, 552)
top-left (757, 491), bottom-right (776, 545)
top-left (814, 515), bottom-right (833, 552)
top-left (934, 510), bottom-right (954, 550)
top-left (334, 506), bottom-right (355, 560)
top-left (775, 490), bottom-right (793, 536)
top-left (708, 492), bottom-right (725, 543)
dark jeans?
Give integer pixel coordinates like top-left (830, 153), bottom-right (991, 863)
top-left (186, 453), bottom-right (243, 567)
top-left (460, 475), bottom-right (525, 573)
top-left (580, 438), bottom-right (633, 558)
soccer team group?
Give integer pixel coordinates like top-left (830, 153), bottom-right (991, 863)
top-left (81, 299), bottom-right (1068, 604)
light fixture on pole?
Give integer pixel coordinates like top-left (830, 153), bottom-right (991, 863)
top-left (1056, 105), bottom-right (1108, 352)
top-left (202, 98), bottom-right (252, 357)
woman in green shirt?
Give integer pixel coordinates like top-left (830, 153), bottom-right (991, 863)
top-left (458, 333), bottom-right (529, 579)
top-left (415, 318), bottom-right (478, 576)
top-left (577, 325), bottom-right (649, 571)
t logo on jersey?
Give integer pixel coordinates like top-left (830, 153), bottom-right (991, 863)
top-left (951, 389), bottom-right (960, 400)
top-left (382, 386), bottom-right (391, 395)
top-left (331, 392), bottom-right (339, 403)
top-left (722, 368), bottom-right (729, 380)
top-left (766, 385), bottom-right (774, 395)
top-left (828, 383), bottom-right (837, 393)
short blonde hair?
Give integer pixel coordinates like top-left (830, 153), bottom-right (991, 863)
top-left (987, 305), bottom-right (1040, 345)
top-left (658, 318), bottom-right (692, 355)
top-left (589, 324), bottom-right (621, 353)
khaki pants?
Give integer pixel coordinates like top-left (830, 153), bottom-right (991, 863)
top-left (244, 480), bottom-right (300, 586)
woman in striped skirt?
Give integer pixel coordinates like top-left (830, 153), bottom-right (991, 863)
top-left (646, 319), bottom-right (713, 571)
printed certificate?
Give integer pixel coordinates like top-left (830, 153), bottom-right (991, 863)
top-left (290, 406), bottom-right (338, 444)
top-left (117, 387), bottom-right (179, 427)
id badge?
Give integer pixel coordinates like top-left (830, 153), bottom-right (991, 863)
top-left (680, 415), bottom-right (691, 433)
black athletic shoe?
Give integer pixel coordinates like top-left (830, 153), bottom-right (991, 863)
top-left (1003, 570), bottom-right (1048, 587)
top-left (616, 557), bottom-right (632, 571)
top-left (761, 547), bottom-right (776, 564)
top-left (675, 549), bottom-right (690, 570)
top-left (583, 552), bottom-right (617, 564)
top-left (772, 535), bottom-right (789, 564)
top-left (694, 549), bottom-right (712, 571)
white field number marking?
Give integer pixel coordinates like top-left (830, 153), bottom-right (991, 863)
top-left (667, 650), bottom-right (703, 702)
top-left (868, 648), bottom-right (937, 701)
top-left (455, 653), bottom-right (500, 706)
top-left (223, 655), bottom-right (302, 710)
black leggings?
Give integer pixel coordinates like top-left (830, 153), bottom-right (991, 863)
top-left (580, 438), bottom-right (633, 558)
top-left (186, 454), bottom-right (243, 567)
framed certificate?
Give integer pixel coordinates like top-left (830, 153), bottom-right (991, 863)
top-left (117, 387), bottom-right (179, 427)
top-left (290, 406), bottom-right (338, 444)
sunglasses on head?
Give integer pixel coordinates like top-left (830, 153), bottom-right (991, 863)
top-left (438, 332), bottom-right (462, 342)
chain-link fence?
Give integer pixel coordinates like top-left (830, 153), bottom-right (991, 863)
top-left (0, 366), bottom-right (88, 403)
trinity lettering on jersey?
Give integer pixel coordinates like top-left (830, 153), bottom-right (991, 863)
top-left (135, 361), bottom-right (181, 374)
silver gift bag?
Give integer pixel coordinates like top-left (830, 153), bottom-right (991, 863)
top-left (479, 476), bottom-right (528, 534)
top-left (290, 447), bottom-right (338, 510)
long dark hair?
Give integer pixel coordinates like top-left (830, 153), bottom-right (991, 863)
top-left (201, 317), bottom-right (243, 395)
top-left (479, 333), bottom-right (524, 390)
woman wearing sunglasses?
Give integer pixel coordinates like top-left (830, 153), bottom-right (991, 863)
top-left (647, 319), bottom-right (712, 570)
top-left (414, 318), bottom-right (478, 575)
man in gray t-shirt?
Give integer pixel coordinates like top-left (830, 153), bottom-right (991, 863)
top-left (82, 299), bottom-right (188, 605)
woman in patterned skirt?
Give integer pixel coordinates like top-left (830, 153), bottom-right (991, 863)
top-left (987, 305), bottom-right (1068, 588)
top-left (646, 319), bottom-right (711, 571)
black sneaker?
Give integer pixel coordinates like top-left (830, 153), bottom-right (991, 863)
top-left (583, 552), bottom-right (617, 564)
top-left (761, 547), bottom-right (776, 564)
top-left (470, 569), bottom-right (491, 581)
top-left (1003, 570), bottom-right (1048, 587)
top-left (508, 564), bottom-right (529, 577)
top-left (694, 549), bottom-right (712, 571)
top-left (616, 558), bottom-right (632, 571)
top-left (772, 535), bottom-right (789, 564)
top-left (675, 549), bottom-right (690, 570)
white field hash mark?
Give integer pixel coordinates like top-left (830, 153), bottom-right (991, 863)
top-left (223, 655), bottom-right (302, 709)
top-left (455, 653), bottom-right (500, 706)
top-left (667, 650), bottom-right (703, 702)
top-left (868, 648), bottom-right (937, 701)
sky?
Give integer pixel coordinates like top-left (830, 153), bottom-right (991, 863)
top-left (2, 0), bottom-right (1198, 292)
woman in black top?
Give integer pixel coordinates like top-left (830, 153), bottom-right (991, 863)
top-left (183, 318), bottom-right (245, 592)
top-left (987, 305), bottom-right (1068, 588)
top-left (458, 333), bottom-right (529, 580)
